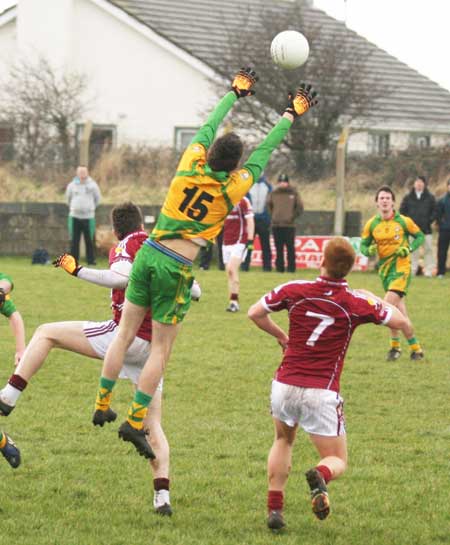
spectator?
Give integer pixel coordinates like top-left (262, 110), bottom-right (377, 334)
top-left (242, 173), bottom-right (273, 271)
top-left (199, 229), bottom-right (224, 271)
top-left (267, 174), bottom-right (303, 273)
top-left (436, 179), bottom-right (450, 278)
top-left (399, 176), bottom-right (437, 277)
top-left (66, 166), bottom-right (101, 265)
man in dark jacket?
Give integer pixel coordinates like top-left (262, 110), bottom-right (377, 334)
top-left (242, 173), bottom-right (273, 271)
top-left (399, 176), bottom-right (437, 277)
top-left (267, 174), bottom-right (303, 273)
top-left (436, 179), bottom-right (450, 277)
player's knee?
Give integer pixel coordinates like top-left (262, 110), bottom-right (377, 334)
top-left (35, 323), bottom-right (57, 344)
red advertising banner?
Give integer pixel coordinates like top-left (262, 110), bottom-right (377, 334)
top-left (250, 236), bottom-right (368, 271)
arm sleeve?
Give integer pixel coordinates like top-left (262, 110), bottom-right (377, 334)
top-left (65, 184), bottom-right (71, 205)
top-left (191, 92), bottom-right (238, 150)
top-left (243, 117), bottom-right (292, 184)
top-left (77, 265), bottom-right (129, 289)
top-left (360, 220), bottom-right (374, 257)
top-left (399, 196), bottom-right (408, 216)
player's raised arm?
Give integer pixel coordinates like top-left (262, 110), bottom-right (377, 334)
top-left (190, 68), bottom-right (258, 150)
top-left (243, 85), bottom-right (318, 184)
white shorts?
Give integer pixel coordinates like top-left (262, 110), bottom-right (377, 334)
top-left (84, 320), bottom-right (162, 391)
top-left (222, 243), bottom-right (247, 264)
top-left (270, 380), bottom-right (345, 436)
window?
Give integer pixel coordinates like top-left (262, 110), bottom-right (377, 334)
top-left (0, 125), bottom-right (14, 161)
top-left (369, 132), bottom-right (390, 156)
top-left (174, 127), bottom-right (198, 151)
top-left (410, 134), bottom-right (431, 149)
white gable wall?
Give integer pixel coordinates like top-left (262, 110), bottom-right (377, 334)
top-left (0, 16), bottom-right (17, 70)
top-left (72, 0), bottom-right (212, 145)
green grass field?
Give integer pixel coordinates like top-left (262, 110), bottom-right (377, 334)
top-left (0, 257), bottom-right (449, 545)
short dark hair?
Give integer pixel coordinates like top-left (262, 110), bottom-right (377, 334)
top-left (111, 202), bottom-right (143, 240)
top-left (375, 185), bottom-right (395, 202)
top-left (415, 175), bottom-right (427, 185)
top-left (323, 237), bottom-right (356, 279)
top-left (207, 132), bottom-right (243, 172)
top-left (278, 173), bottom-right (289, 182)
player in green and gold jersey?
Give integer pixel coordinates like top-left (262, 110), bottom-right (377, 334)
top-left (0, 273), bottom-right (23, 468)
top-left (360, 186), bottom-right (425, 361)
top-left (92, 69), bottom-right (318, 458)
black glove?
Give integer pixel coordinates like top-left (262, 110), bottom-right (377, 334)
top-left (246, 240), bottom-right (254, 251)
top-left (53, 253), bottom-right (82, 276)
top-left (285, 84), bottom-right (318, 117)
top-left (231, 67), bottom-right (258, 98)
top-left (0, 287), bottom-right (6, 308)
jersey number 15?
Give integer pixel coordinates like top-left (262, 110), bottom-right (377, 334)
top-left (179, 187), bottom-right (214, 221)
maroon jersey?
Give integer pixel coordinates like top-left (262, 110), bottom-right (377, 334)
top-left (262, 276), bottom-right (391, 392)
top-left (109, 230), bottom-right (152, 341)
top-left (223, 197), bottom-right (253, 245)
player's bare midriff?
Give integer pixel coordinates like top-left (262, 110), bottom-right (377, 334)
top-left (159, 238), bottom-right (201, 262)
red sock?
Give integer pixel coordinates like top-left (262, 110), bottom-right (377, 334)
top-left (268, 490), bottom-right (283, 511)
top-left (316, 465), bottom-right (332, 484)
top-left (9, 374), bottom-right (28, 391)
top-left (230, 293), bottom-right (239, 301)
top-left (154, 478), bottom-right (170, 491)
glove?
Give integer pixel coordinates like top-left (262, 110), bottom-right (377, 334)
top-left (246, 240), bottom-right (254, 251)
top-left (395, 246), bottom-right (410, 257)
top-left (367, 244), bottom-right (378, 257)
top-left (231, 67), bottom-right (258, 98)
top-left (0, 287), bottom-right (5, 308)
top-left (53, 253), bottom-right (82, 276)
top-left (285, 84), bottom-right (318, 117)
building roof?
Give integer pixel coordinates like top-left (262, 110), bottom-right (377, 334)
top-left (109, 0), bottom-right (450, 129)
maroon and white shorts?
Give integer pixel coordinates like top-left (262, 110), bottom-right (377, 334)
top-left (270, 380), bottom-right (345, 436)
top-left (84, 319), bottom-right (162, 391)
top-left (222, 243), bottom-right (247, 264)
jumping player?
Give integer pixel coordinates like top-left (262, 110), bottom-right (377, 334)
top-left (222, 196), bottom-right (254, 312)
top-left (92, 70), bottom-right (318, 460)
top-left (248, 237), bottom-right (412, 530)
top-left (0, 274), bottom-right (23, 468)
top-left (0, 203), bottom-right (200, 512)
top-left (360, 186), bottom-right (425, 361)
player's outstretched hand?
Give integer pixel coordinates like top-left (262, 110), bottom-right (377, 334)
top-left (285, 84), bottom-right (318, 117)
top-left (53, 253), bottom-right (81, 276)
top-left (0, 287), bottom-right (5, 308)
top-left (231, 67), bottom-right (258, 98)
top-left (395, 246), bottom-right (410, 257)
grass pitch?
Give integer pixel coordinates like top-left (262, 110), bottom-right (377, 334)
top-left (0, 257), bottom-right (449, 545)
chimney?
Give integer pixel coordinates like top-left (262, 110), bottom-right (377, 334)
top-left (17, 0), bottom-right (74, 67)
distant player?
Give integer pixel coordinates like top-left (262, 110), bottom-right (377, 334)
top-left (92, 69), bottom-right (318, 461)
top-left (0, 273), bottom-right (24, 469)
top-left (248, 237), bottom-right (412, 530)
top-left (0, 203), bottom-right (199, 512)
top-left (360, 186), bottom-right (425, 361)
top-left (222, 196), bottom-right (254, 312)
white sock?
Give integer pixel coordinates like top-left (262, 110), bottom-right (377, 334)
top-left (0, 384), bottom-right (22, 406)
top-left (153, 489), bottom-right (170, 508)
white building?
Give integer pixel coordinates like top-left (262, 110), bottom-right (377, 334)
top-left (0, 0), bottom-right (449, 158)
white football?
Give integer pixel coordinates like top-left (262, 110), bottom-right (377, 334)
top-left (270, 30), bottom-right (310, 70)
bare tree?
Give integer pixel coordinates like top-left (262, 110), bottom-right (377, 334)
top-left (0, 57), bottom-right (89, 171)
top-left (211, 0), bottom-right (385, 180)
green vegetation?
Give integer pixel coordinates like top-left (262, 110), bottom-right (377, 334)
top-left (0, 258), bottom-right (449, 545)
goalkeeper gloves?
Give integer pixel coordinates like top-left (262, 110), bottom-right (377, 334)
top-left (53, 253), bottom-right (82, 276)
top-left (395, 246), bottom-right (410, 257)
top-left (246, 240), bottom-right (254, 251)
top-left (285, 84), bottom-right (318, 117)
top-left (0, 287), bottom-right (5, 308)
top-left (367, 243), bottom-right (378, 257)
top-left (231, 67), bottom-right (258, 98)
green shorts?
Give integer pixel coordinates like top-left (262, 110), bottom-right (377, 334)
top-left (379, 255), bottom-right (411, 295)
top-left (126, 240), bottom-right (194, 324)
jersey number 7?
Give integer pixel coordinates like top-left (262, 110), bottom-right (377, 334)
top-left (179, 187), bottom-right (214, 221)
top-left (305, 311), bottom-right (335, 347)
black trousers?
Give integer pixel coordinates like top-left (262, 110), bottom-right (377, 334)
top-left (242, 218), bottom-right (272, 271)
top-left (272, 226), bottom-right (296, 273)
top-left (199, 230), bottom-right (224, 270)
top-left (69, 217), bottom-right (96, 264)
top-left (437, 230), bottom-right (450, 275)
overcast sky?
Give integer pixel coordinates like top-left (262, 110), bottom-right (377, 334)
top-left (0, 0), bottom-right (448, 91)
top-left (315, 0), bottom-right (450, 91)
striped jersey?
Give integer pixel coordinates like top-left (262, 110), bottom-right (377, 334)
top-left (262, 276), bottom-right (391, 392)
top-left (223, 197), bottom-right (254, 245)
top-left (109, 231), bottom-right (152, 341)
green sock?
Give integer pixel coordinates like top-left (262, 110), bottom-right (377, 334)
top-left (127, 390), bottom-right (153, 430)
top-left (95, 376), bottom-right (116, 412)
top-left (407, 337), bottom-right (421, 352)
